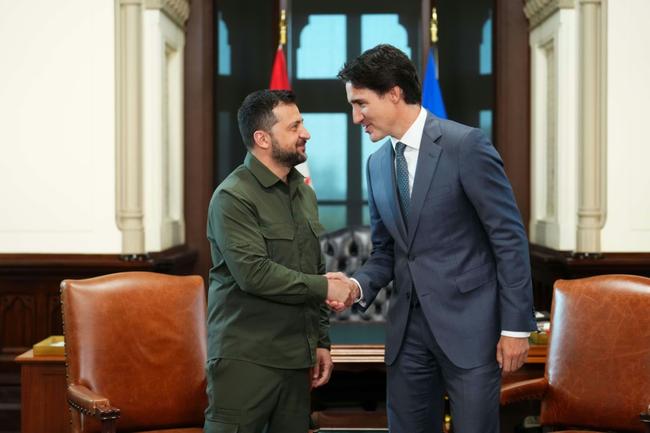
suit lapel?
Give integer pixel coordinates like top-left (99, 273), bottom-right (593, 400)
top-left (407, 114), bottom-right (442, 250)
top-left (373, 142), bottom-right (408, 250)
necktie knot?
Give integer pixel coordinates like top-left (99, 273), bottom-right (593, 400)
top-left (396, 141), bottom-right (406, 156)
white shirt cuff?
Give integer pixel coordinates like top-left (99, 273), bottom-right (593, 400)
top-left (349, 278), bottom-right (365, 306)
top-left (501, 330), bottom-right (531, 338)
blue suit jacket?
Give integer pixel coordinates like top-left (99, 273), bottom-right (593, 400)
top-left (353, 112), bottom-right (536, 369)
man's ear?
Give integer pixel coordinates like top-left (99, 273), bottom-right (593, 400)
top-left (253, 130), bottom-right (270, 149)
top-left (388, 86), bottom-right (403, 103)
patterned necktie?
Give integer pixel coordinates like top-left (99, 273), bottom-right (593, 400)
top-left (395, 141), bottom-right (410, 227)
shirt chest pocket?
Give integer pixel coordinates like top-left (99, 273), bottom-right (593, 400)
top-left (307, 220), bottom-right (326, 240)
top-left (260, 223), bottom-right (296, 266)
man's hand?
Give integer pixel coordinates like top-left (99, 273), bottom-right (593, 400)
top-left (311, 348), bottom-right (333, 388)
top-left (325, 272), bottom-right (359, 312)
top-left (496, 335), bottom-right (529, 374)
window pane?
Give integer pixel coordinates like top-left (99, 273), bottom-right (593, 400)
top-left (362, 204), bottom-right (370, 226)
top-left (361, 130), bottom-right (382, 200)
top-left (303, 113), bottom-right (347, 200)
top-left (438, 0), bottom-right (494, 129)
top-left (318, 205), bottom-right (347, 232)
top-left (361, 14), bottom-right (411, 58)
top-left (297, 15), bottom-right (346, 79)
top-left (480, 11), bottom-right (492, 75)
top-left (217, 11), bottom-right (231, 76)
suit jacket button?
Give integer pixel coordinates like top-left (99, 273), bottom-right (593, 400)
top-left (406, 291), bottom-right (411, 299)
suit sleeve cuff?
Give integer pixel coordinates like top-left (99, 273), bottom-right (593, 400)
top-left (501, 330), bottom-right (531, 338)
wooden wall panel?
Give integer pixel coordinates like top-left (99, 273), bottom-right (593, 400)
top-left (184, 0), bottom-right (215, 281)
top-left (0, 294), bottom-right (36, 358)
top-left (495, 0), bottom-right (531, 231)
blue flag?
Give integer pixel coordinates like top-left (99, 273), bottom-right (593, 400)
top-left (422, 48), bottom-right (447, 119)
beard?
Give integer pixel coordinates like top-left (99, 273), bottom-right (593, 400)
top-left (271, 137), bottom-right (307, 167)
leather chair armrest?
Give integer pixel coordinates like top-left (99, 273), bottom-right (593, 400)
top-left (67, 384), bottom-right (120, 421)
top-left (500, 377), bottom-right (549, 405)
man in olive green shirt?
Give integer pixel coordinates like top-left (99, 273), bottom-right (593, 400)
top-left (204, 90), bottom-right (355, 433)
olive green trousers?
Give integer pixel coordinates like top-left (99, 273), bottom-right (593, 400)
top-left (204, 358), bottom-right (310, 433)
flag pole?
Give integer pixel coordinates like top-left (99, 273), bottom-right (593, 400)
top-left (431, 7), bottom-right (439, 80)
top-left (269, 8), bottom-right (290, 90)
top-left (422, 6), bottom-right (447, 119)
top-left (279, 9), bottom-right (287, 48)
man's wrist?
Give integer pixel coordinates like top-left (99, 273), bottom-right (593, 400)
top-left (349, 278), bottom-right (364, 303)
top-left (501, 330), bottom-right (531, 338)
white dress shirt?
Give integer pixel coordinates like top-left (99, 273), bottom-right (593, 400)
top-left (351, 107), bottom-right (529, 338)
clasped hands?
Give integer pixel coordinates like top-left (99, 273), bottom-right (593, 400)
top-left (325, 272), bottom-right (359, 312)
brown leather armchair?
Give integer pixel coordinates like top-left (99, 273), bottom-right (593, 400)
top-left (501, 275), bottom-right (650, 432)
top-left (61, 272), bottom-right (207, 433)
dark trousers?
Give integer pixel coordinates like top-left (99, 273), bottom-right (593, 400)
top-left (204, 358), bottom-right (310, 433)
top-left (387, 304), bottom-right (501, 433)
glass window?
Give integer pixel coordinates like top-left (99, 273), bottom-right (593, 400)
top-left (290, 2), bottom-right (421, 232)
top-left (361, 131), bottom-right (380, 201)
top-left (362, 204), bottom-right (370, 226)
top-left (361, 14), bottom-right (412, 58)
top-left (303, 113), bottom-right (347, 201)
top-left (318, 205), bottom-right (347, 232)
top-left (217, 11), bottom-right (231, 76)
top-left (480, 12), bottom-right (492, 76)
top-left (297, 15), bottom-right (347, 79)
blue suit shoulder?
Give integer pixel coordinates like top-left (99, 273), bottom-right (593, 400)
top-left (432, 115), bottom-right (486, 145)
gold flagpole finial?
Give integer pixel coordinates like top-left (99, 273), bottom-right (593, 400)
top-left (280, 9), bottom-right (287, 46)
top-left (430, 7), bottom-right (439, 44)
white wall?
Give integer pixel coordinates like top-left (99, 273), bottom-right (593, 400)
top-left (601, 0), bottom-right (650, 251)
top-left (0, 0), bottom-right (120, 253)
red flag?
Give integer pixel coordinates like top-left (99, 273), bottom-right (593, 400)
top-left (269, 46), bottom-right (290, 90)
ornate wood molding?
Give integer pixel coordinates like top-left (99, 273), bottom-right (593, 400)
top-left (0, 246), bottom-right (197, 276)
top-left (146, 0), bottom-right (190, 27)
top-left (524, 0), bottom-right (575, 29)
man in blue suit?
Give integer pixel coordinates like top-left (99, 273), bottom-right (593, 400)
top-left (333, 44), bottom-right (536, 433)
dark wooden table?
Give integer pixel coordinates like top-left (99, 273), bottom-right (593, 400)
top-left (15, 350), bottom-right (68, 433)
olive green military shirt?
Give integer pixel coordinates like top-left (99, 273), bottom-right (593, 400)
top-left (206, 152), bottom-right (330, 369)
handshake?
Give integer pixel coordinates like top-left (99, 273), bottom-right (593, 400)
top-left (325, 272), bottom-right (360, 312)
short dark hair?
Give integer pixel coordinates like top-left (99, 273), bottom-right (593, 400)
top-left (237, 90), bottom-right (296, 149)
top-left (337, 44), bottom-right (421, 105)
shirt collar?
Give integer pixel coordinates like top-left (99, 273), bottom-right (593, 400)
top-left (390, 106), bottom-right (427, 151)
top-left (244, 152), bottom-right (304, 189)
